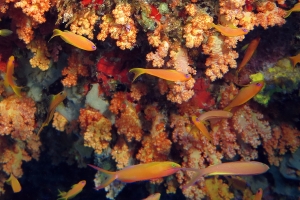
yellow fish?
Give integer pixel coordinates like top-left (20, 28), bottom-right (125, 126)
top-left (236, 37), bottom-right (261, 74)
top-left (129, 68), bottom-right (192, 82)
top-left (284, 2), bottom-right (300, 18)
top-left (57, 180), bottom-right (86, 200)
top-left (88, 162), bottom-right (182, 190)
top-left (49, 29), bottom-right (96, 51)
top-left (5, 174), bottom-right (21, 193)
top-left (183, 161), bottom-right (269, 188)
top-left (210, 23), bottom-right (249, 37)
top-left (224, 81), bottom-right (264, 111)
top-left (191, 116), bottom-right (212, 141)
top-left (4, 56), bottom-right (22, 97)
top-left (37, 91), bottom-right (67, 135)
top-left (0, 29), bottom-right (13, 36)
top-left (289, 53), bottom-right (300, 68)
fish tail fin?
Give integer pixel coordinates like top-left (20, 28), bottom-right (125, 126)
top-left (88, 164), bottom-right (117, 190)
top-left (182, 169), bottom-right (205, 189)
top-left (49, 29), bottom-right (62, 42)
top-left (57, 189), bottom-right (67, 200)
top-left (11, 178), bottom-right (21, 193)
top-left (284, 11), bottom-right (292, 18)
top-left (129, 68), bottom-right (145, 82)
top-left (12, 86), bottom-right (23, 97)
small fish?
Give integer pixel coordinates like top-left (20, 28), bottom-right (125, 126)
top-left (191, 116), bottom-right (212, 141)
top-left (4, 56), bottom-right (22, 97)
top-left (183, 161), bottom-right (269, 188)
top-left (37, 91), bottom-right (67, 135)
top-left (0, 29), bottom-right (13, 36)
top-left (289, 53), bottom-right (300, 68)
top-left (224, 81), bottom-right (264, 111)
top-left (209, 23), bottom-right (249, 37)
top-left (142, 193), bottom-right (161, 200)
top-left (284, 2), bottom-right (300, 18)
top-left (254, 188), bottom-right (263, 200)
top-left (236, 37), bottom-right (261, 74)
top-left (49, 29), bottom-right (96, 51)
top-left (5, 174), bottom-right (21, 193)
top-left (57, 180), bottom-right (86, 200)
top-left (88, 161), bottom-right (182, 190)
top-left (198, 110), bottom-right (233, 121)
top-left (129, 68), bottom-right (192, 82)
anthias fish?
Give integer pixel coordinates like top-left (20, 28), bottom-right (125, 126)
top-left (4, 56), bottom-right (22, 97)
top-left (129, 68), bottom-right (192, 82)
top-left (183, 161), bottom-right (269, 188)
top-left (224, 81), bottom-right (264, 111)
top-left (37, 91), bottom-right (67, 135)
top-left (209, 23), bottom-right (249, 37)
top-left (57, 180), bottom-right (86, 200)
top-left (49, 29), bottom-right (96, 51)
top-left (88, 161), bottom-right (182, 190)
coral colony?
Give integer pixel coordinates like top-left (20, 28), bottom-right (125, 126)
top-left (0, 0), bottom-right (300, 199)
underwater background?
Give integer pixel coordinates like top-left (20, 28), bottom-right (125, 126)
top-left (0, 0), bottom-right (300, 199)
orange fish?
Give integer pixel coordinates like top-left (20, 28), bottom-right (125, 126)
top-left (37, 91), bottom-right (67, 135)
top-left (4, 56), bottom-right (22, 97)
top-left (129, 68), bottom-right (192, 82)
top-left (142, 193), bottom-right (161, 200)
top-left (49, 29), bottom-right (96, 51)
top-left (198, 110), bottom-right (233, 121)
top-left (5, 174), bottom-right (21, 193)
top-left (183, 161), bottom-right (269, 188)
top-left (289, 53), bottom-right (300, 68)
top-left (236, 37), bottom-right (261, 74)
top-left (284, 2), bottom-right (300, 18)
top-left (88, 161), bottom-right (182, 190)
top-left (210, 23), bottom-right (249, 37)
top-left (224, 81), bottom-right (264, 111)
top-left (57, 180), bottom-right (86, 200)
top-left (254, 188), bottom-right (263, 200)
top-left (191, 116), bottom-right (212, 141)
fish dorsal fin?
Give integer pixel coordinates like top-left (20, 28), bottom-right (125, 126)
top-left (228, 23), bottom-right (238, 29)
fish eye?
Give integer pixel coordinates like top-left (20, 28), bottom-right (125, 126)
top-left (185, 74), bottom-right (191, 78)
top-left (242, 28), bottom-right (248, 32)
top-left (255, 82), bottom-right (262, 86)
top-left (196, 117), bottom-right (200, 122)
top-left (92, 45), bottom-right (97, 50)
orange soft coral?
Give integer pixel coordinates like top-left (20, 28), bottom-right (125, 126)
top-left (27, 37), bottom-right (51, 71)
top-left (0, 96), bottom-right (36, 141)
top-left (136, 105), bottom-right (172, 163)
top-left (13, 0), bottom-right (51, 24)
top-left (79, 108), bottom-right (112, 154)
top-left (61, 52), bottom-right (90, 87)
top-left (263, 124), bottom-right (300, 166)
top-left (97, 3), bottom-right (137, 50)
top-left (110, 92), bottom-right (143, 142)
